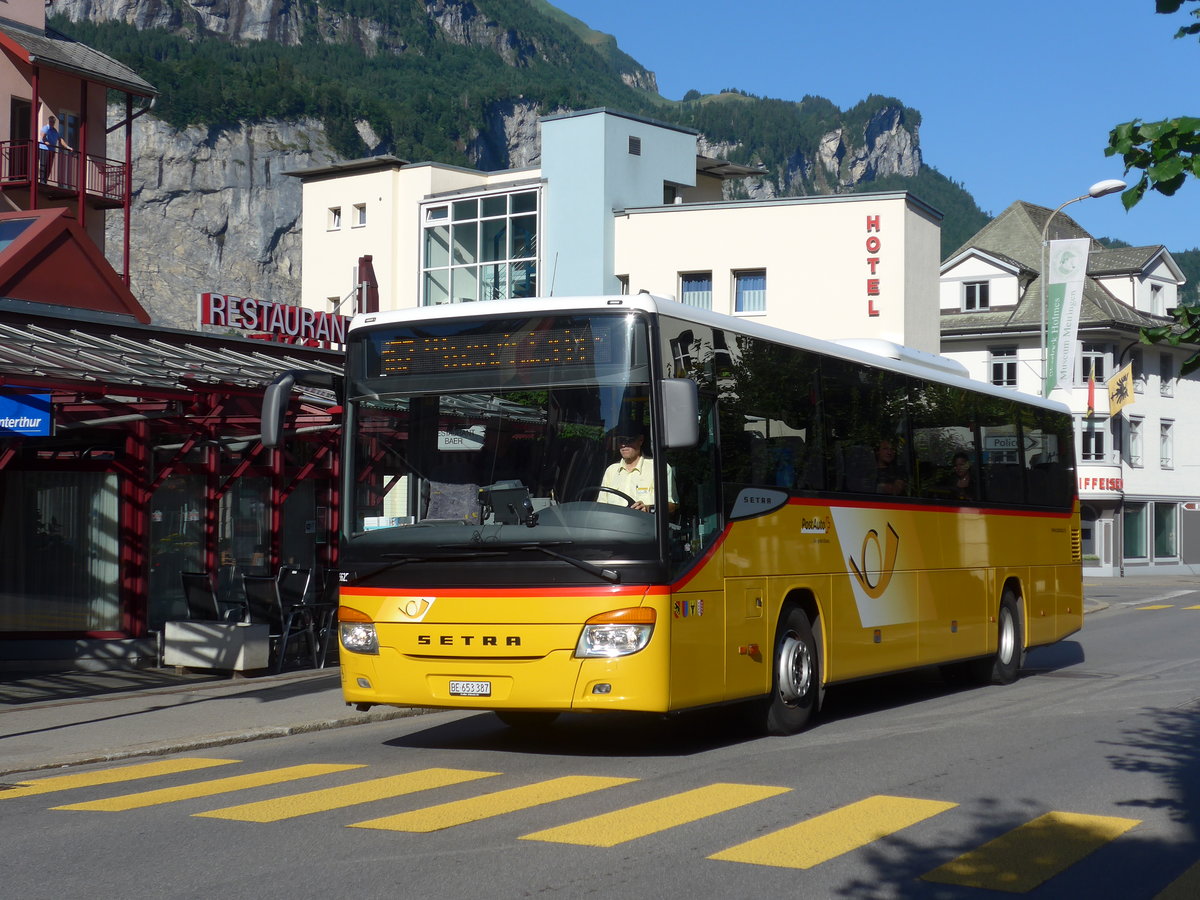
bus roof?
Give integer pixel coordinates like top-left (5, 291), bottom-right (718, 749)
top-left (350, 295), bottom-right (1070, 415)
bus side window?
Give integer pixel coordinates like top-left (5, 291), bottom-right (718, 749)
top-left (665, 396), bottom-right (721, 577)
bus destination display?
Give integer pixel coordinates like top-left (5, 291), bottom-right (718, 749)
top-left (381, 323), bottom-right (612, 376)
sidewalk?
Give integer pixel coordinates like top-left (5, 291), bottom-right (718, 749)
top-left (0, 667), bottom-right (422, 778)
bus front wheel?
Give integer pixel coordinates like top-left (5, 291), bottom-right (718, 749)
top-left (764, 607), bottom-right (819, 736)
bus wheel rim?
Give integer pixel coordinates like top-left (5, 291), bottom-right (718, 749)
top-left (998, 606), bottom-right (1015, 664)
top-left (778, 633), bottom-right (811, 705)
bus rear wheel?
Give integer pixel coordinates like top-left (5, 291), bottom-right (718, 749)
top-left (764, 607), bottom-right (819, 736)
top-left (966, 589), bottom-right (1023, 685)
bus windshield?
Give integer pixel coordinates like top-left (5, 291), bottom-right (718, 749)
top-left (343, 312), bottom-right (666, 573)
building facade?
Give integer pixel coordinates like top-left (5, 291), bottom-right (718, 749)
top-left (939, 201), bottom-right (1195, 575)
top-left (292, 108), bottom-right (943, 352)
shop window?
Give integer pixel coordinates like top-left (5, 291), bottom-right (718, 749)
top-left (0, 471), bottom-right (120, 632)
top-left (1123, 502), bottom-right (1147, 560)
top-left (1154, 502), bottom-right (1177, 559)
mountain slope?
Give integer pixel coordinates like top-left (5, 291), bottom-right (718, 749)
top-left (54, 0), bottom-right (999, 321)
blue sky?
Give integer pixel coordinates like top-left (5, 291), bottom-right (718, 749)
top-left (550, 1), bottom-right (1198, 251)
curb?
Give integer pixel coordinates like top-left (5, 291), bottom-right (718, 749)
top-left (0, 706), bottom-right (432, 779)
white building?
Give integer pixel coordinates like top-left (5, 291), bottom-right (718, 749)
top-left (288, 108), bottom-right (943, 353)
top-left (290, 108), bottom-right (1197, 575)
top-left (939, 201), bottom-right (1194, 575)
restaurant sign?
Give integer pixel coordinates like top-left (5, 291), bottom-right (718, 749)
top-left (199, 292), bottom-right (349, 346)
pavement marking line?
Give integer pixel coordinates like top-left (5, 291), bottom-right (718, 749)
top-left (195, 768), bottom-right (501, 822)
top-left (348, 775), bottom-right (637, 833)
top-left (0, 758), bottom-right (238, 801)
top-left (1184, 606), bottom-right (1200, 611)
top-left (921, 811), bottom-right (1141, 893)
top-left (522, 782), bottom-right (791, 848)
top-left (1136, 605), bottom-right (1175, 611)
top-left (51, 763), bottom-right (364, 812)
top-left (1154, 859), bottom-right (1200, 900)
top-left (708, 794), bottom-right (955, 869)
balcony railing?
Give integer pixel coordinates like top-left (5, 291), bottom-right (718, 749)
top-left (0, 140), bottom-right (127, 203)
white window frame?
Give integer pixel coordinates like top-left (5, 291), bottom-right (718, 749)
top-left (1080, 417), bottom-right (1108, 463)
top-left (1160, 352), bottom-right (1175, 397)
top-left (963, 281), bottom-right (990, 311)
top-left (1079, 343), bottom-right (1108, 386)
top-left (733, 269), bottom-right (767, 314)
top-left (680, 272), bottom-right (713, 310)
top-left (1160, 419), bottom-right (1174, 469)
top-left (1127, 416), bottom-right (1143, 467)
top-left (419, 188), bottom-right (540, 306)
top-left (988, 346), bottom-right (1017, 388)
top-left (352, 203), bottom-right (366, 228)
top-left (327, 206), bottom-right (342, 230)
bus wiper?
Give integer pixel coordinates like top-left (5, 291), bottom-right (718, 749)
top-left (432, 541), bottom-right (620, 583)
top-left (519, 544), bottom-right (620, 584)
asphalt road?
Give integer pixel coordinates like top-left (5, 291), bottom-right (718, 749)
top-left (4, 578), bottom-right (1200, 899)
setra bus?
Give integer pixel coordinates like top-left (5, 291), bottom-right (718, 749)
top-left (263, 294), bottom-right (1082, 735)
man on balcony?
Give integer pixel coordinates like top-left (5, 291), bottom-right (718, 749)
top-left (38, 116), bottom-right (70, 182)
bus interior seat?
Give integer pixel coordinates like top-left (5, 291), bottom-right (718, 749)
top-left (839, 444), bottom-right (877, 493)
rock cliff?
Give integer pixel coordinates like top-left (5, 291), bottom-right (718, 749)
top-left (63, 0), bottom-right (921, 321)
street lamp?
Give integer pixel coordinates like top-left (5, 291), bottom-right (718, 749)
top-left (1039, 178), bottom-right (1127, 397)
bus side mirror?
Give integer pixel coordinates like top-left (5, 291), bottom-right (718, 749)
top-left (661, 378), bottom-right (699, 449)
top-left (261, 372), bottom-right (296, 449)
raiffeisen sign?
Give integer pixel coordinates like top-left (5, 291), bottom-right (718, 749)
top-left (199, 292), bottom-right (349, 346)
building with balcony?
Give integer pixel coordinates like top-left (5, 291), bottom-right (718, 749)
top-left (0, 0), bottom-right (156, 282)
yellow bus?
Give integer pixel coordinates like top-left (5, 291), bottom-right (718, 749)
top-left (266, 295), bottom-right (1082, 735)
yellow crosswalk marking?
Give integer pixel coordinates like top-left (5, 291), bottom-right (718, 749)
top-left (523, 783), bottom-right (790, 847)
top-left (52, 764), bottom-right (363, 812)
top-left (0, 758), bottom-right (238, 800)
top-left (1155, 859), bottom-right (1200, 899)
top-left (922, 811), bottom-right (1140, 893)
top-left (196, 768), bottom-right (501, 822)
top-left (1137, 605), bottom-right (1175, 610)
top-left (710, 794), bottom-right (955, 868)
top-left (349, 775), bottom-right (636, 833)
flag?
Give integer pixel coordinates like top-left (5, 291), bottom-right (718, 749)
top-left (1107, 362), bottom-right (1135, 417)
top-left (1044, 238), bottom-right (1091, 394)
top-left (1086, 368), bottom-right (1095, 417)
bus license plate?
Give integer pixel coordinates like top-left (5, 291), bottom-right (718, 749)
top-left (449, 680), bottom-right (491, 697)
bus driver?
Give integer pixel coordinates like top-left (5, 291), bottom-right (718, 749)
top-left (600, 430), bottom-right (677, 513)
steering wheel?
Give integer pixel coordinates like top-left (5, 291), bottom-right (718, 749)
top-left (576, 485), bottom-right (635, 507)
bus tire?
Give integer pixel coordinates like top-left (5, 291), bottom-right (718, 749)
top-left (494, 711), bottom-right (560, 730)
top-left (764, 606), bottom-right (819, 736)
top-left (968, 590), bottom-right (1023, 685)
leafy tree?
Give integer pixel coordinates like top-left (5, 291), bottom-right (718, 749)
top-left (1110, 3), bottom-right (1200, 366)
top-left (1105, 2), bottom-right (1200, 209)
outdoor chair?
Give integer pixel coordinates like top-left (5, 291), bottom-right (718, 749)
top-left (180, 571), bottom-right (245, 622)
top-left (242, 573), bottom-right (318, 673)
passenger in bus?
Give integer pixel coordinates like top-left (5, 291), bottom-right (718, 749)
top-left (949, 451), bottom-right (975, 500)
top-left (600, 431), bottom-right (678, 513)
top-left (874, 438), bottom-right (907, 495)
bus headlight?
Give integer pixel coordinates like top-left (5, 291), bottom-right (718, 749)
top-left (339, 606), bottom-right (379, 655)
top-left (575, 607), bottom-right (655, 658)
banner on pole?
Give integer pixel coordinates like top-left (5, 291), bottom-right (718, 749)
top-left (1107, 362), bottom-right (1135, 417)
top-left (1044, 238), bottom-right (1091, 394)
